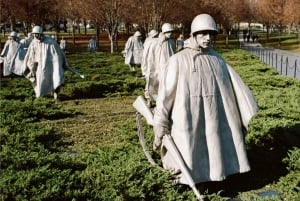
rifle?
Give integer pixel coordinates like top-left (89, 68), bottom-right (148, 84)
top-left (133, 95), bottom-right (204, 201)
top-left (65, 64), bottom-right (85, 79)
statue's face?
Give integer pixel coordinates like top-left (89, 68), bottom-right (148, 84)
top-left (164, 31), bottom-right (173, 39)
top-left (195, 31), bottom-right (214, 49)
top-left (33, 33), bottom-right (42, 40)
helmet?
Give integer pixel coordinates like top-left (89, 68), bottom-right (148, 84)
top-left (134, 31), bottom-right (142, 37)
top-left (191, 14), bottom-right (217, 35)
top-left (10, 31), bottom-right (18, 37)
top-left (32, 26), bottom-right (43, 34)
top-left (148, 29), bottom-right (158, 38)
top-left (162, 23), bottom-right (174, 33)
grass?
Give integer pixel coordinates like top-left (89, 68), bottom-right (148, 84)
top-left (0, 36), bottom-right (299, 201)
top-left (39, 97), bottom-right (137, 151)
top-left (257, 32), bottom-right (300, 53)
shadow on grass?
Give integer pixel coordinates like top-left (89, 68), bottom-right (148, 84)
top-left (197, 123), bottom-right (300, 198)
top-left (200, 147), bottom-right (287, 198)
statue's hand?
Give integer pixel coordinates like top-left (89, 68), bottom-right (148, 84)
top-left (153, 125), bottom-right (170, 151)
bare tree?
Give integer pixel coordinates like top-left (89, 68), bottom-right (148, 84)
top-left (3, 0), bottom-right (297, 52)
top-left (254, 0), bottom-right (288, 44)
top-left (123, 0), bottom-right (186, 34)
top-left (78, 0), bottom-right (127, 53)
top-left (284, 0), bottom-right (300, 44)
top-left (63, 0), bottom-right (82, 44)
top-left (0, 0), bottom-right (25, 33)
top-left (254, 0), bottom-right (275, 41)
top-left (101, 0), bottom-right (124, 53)
top-left (48, 0), bottom-right (68, 34)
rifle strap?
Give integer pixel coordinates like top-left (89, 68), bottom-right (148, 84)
top-left (136, 113), bottom-right (204, 201)
top-left (136, 112), bottom-right (164, 170)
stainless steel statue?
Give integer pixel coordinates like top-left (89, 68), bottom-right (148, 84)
top-left (123, 31), bottom-right (144, 72)
top-left (142, 23), bottom-right (176, 106)
top-left (153, 14), bottom-right (259, 185)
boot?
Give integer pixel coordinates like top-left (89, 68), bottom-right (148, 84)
top-left (53, 92), bottom-right (61, 103)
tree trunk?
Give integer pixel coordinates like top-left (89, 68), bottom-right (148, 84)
top-left (107, 26), bottom-right (119, 53)
top-left (83, 20), bottom-right (87, 35)
top-left (72, 25), bottom-right (76, 45)
top-left (110, 37), bottom-right (114, 53)
top-left (96, 27), bottom-right (100, 49)
top-left (266, 25), bottom-right (271, 43)
top-left (107, 32), bottom-right (113, 53)
top-left (226, 34), bottom-right (229, 47)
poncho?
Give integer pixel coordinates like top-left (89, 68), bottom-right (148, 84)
top-left (153, 37), bottom-right (259, 184)
top-left (23, 36), bottom-right (65, 97)
top-left (1, 39), bottom-right (26, 76)
top-left (124, 35), bottom-right (144, 65)
top-left (142, 33), bottom-right (175, 101)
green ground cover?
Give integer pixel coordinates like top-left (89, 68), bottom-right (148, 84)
top-left (0, 47), bottom-right (299, 200)
top-left (256, 32), bottom-right (300, 53)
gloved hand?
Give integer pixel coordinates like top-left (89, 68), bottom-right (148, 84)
top-left (153, 124), bottom-right (170, 151)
